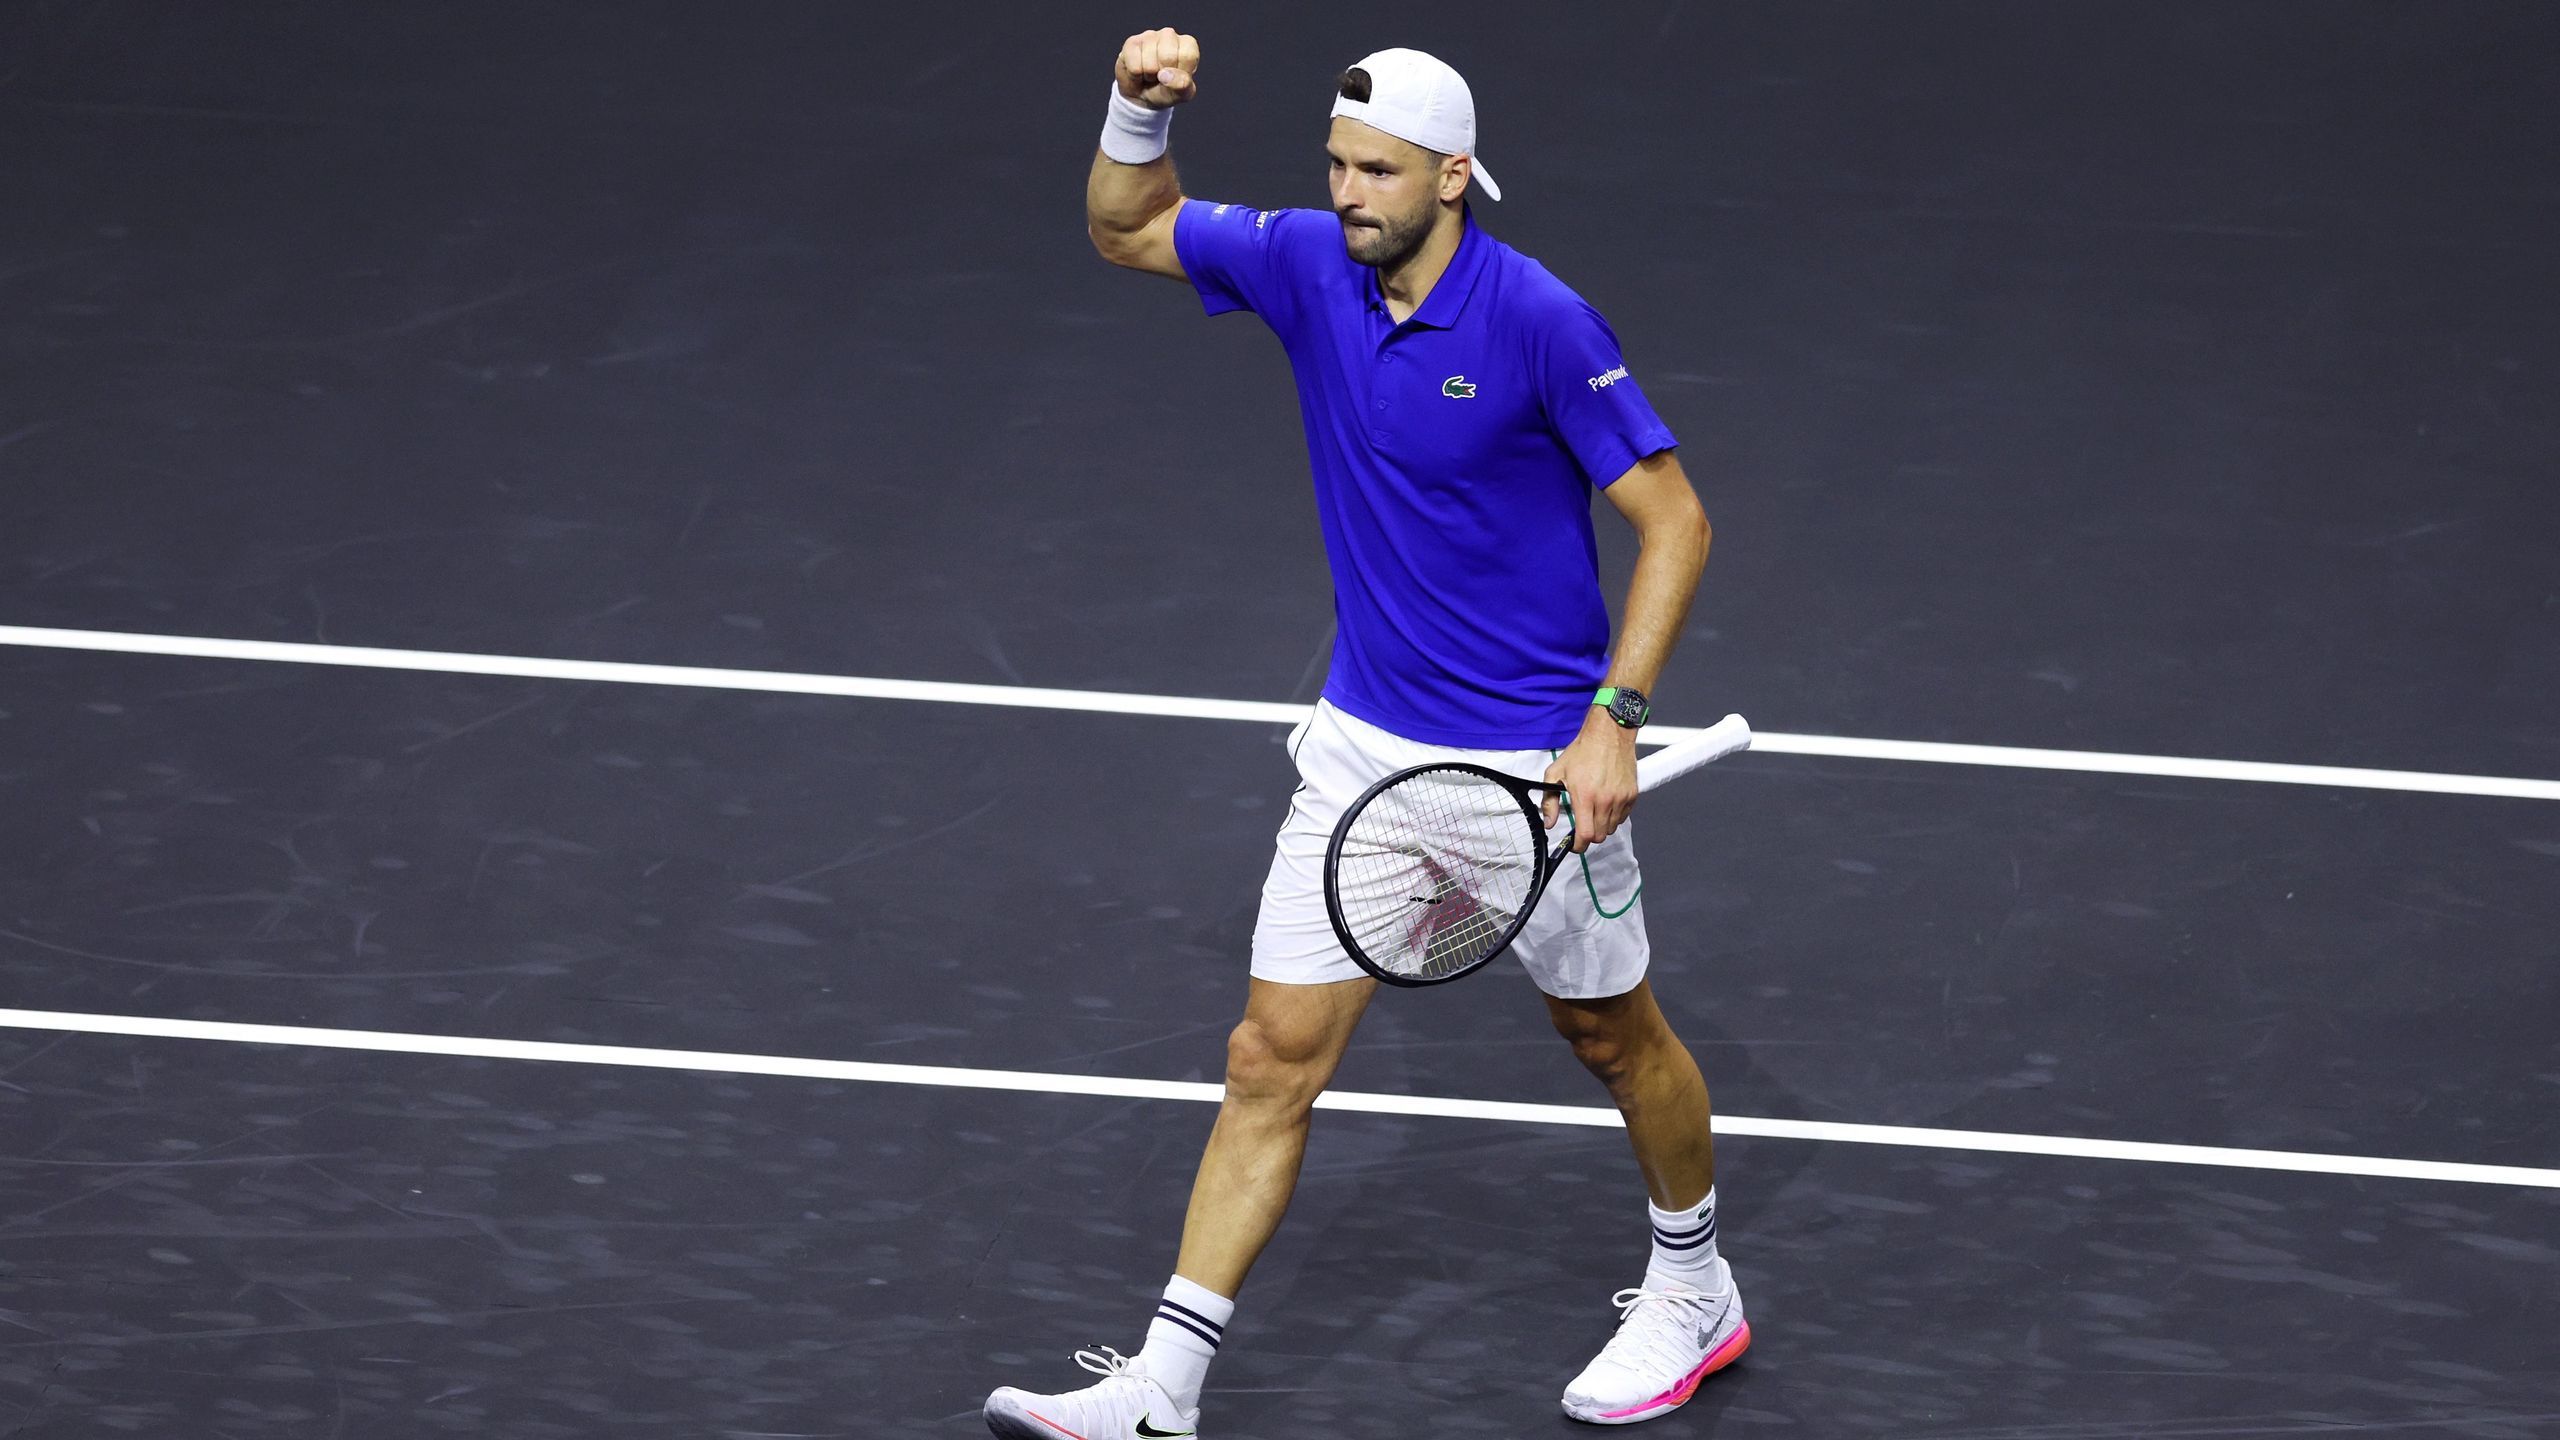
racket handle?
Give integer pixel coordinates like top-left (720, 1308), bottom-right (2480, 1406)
top-left (1635, 714), bottom-right (1751, 793)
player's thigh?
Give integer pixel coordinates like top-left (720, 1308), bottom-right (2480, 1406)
top-left (1513, 820), bottom-right (1650, 1001)
top-left (1251, 703), bottom-right (1387, 987)
top-left (1248, 789), bottom-right (1367, 985)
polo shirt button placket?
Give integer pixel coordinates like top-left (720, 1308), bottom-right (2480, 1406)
top-left (1373, 344), bottom-right (1394, 440)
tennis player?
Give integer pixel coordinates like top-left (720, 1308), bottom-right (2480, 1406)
top-left (985, 30), bottom-right (1743, 1436)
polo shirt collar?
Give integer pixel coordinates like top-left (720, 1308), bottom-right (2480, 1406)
top-left (1370, 209), bottom-right (1490, 330)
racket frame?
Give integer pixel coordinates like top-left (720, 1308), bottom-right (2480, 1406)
top-left (1320, 761), bottom-right (1570, 989)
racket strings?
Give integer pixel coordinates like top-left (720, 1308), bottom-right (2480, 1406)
top-left (1334, 768), bottom-right (1546, 982)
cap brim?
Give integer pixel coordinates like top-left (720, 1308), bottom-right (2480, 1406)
top-left (1468, 157), bottom-right (1501, 201)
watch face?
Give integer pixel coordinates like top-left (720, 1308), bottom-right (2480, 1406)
top-left (1610, 689), bottom-right (1649, 727)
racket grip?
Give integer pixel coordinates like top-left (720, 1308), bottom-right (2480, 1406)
top-left (1634, 714), bottom-right (1751, 792)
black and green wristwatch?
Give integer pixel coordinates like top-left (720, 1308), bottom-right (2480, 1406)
top-left (1594, 686), bottom-right (1650, 730)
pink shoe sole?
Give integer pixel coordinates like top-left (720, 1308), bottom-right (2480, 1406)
top-left (1566, 1320), bottom-right (1752, 1425)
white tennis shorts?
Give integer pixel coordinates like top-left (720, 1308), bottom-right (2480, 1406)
top-left (1252, 700), bottom-right (1650, 999)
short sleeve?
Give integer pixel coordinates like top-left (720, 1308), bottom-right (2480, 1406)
top-left (1173, 199), bottom-right (1318, 322)
top-left (1532, 299), bottom-right (1678, 488)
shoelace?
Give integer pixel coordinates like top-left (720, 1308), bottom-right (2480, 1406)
top-left (1602, 1286), bottom-right (1726, 1374)
top-left (1613, 1283), bottom-right (1723, 1317)
top-left (1073, 1345), bottom-right (1143, 1381)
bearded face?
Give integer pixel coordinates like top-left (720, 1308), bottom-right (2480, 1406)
top-left (1327, 118), bottom-right (1456, 272)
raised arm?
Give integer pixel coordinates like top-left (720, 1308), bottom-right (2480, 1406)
top-left (1088, 27), bottom-right (1200, 279)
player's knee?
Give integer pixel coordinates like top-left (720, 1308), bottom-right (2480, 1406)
top-left (1553, 1008), bottom-right (1641, 1091)
top-left (1223, 1017), bottom-right (1330, 1112)
top-left (1570, 1030), bottom-right (1638, 1090)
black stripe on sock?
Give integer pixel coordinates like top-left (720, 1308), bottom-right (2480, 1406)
top-left (1158, 1299), bottom-right (1225, 1337)
top-left (1155, 1308), bottom-right (1223, 1349)
top-left (1653, 1232), bottom-right (1715, 1252)
top-left (1654, 1216), bottom-right (1715, 1240)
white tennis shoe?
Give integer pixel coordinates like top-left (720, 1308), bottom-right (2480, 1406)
top-left (984, 1346), bottom-right (1201, 1439)
top-left (1560, 1262), bottom-right (1750, 1424)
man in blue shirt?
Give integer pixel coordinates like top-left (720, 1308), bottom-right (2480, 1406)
top-left (985, 31), bottom-right (1744, 1438)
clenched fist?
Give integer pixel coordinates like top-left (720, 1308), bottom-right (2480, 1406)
top-left (1115, 27), bottom-right (1201, 109)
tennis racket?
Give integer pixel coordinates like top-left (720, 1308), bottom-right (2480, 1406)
top-left (1321, 715), bottom-right (1751, 988)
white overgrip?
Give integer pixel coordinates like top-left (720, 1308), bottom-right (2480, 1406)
top-left (1634, 714), bottom-right (1752, 793)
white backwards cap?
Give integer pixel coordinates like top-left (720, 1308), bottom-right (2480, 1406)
top-left (1329, 47), bottom-right (1501, 201)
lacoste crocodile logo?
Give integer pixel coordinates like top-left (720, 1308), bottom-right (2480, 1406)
top-left (1441, 375), bottom-right (1477, 398)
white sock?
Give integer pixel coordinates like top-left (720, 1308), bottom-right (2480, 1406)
top-left (1648, 1188), bottom-right (1723, 1286)
top-left (1134, 1274), bottom-right (1231, 1414)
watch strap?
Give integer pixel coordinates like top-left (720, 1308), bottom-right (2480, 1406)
top-left (1593, 686), bottom-right (1650, 728)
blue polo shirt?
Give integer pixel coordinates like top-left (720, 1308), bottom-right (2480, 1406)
top-left (1174, 199), bottom-right (1677, 749)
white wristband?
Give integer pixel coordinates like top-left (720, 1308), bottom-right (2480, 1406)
top-left (1100, 84), bottom-right (1173, 165)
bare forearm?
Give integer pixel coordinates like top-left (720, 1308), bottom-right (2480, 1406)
top-left (1547, 509), bottom-right (1705, 849)
top-left (1605, 509), bottom-right (1710, 695)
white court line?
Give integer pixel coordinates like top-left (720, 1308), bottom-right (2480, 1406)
top-left (4, 624), bottom-right (2557, 801)
top-left (3, 1008), bottom-right (2554, 1190)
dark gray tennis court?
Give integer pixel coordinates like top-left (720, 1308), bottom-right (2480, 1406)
top-left (5, 3), bottom-right (2557, 1436)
